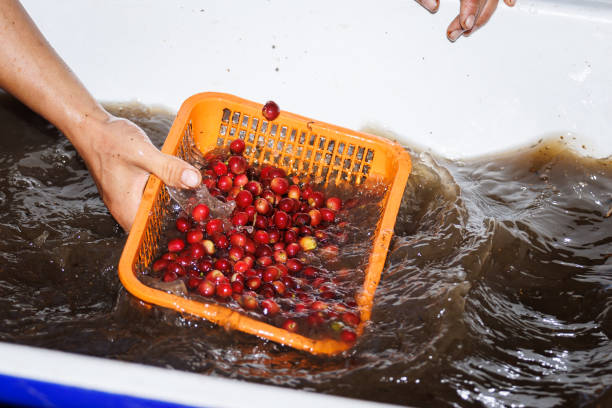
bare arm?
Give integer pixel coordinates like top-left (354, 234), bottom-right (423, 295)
top-left (0, 0), bottom-right (201, 231)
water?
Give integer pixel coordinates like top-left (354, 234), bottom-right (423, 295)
top-left (0, 92), bottom-right (611, 407)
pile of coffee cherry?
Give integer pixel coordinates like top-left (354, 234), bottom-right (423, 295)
top-left (149, 136), bottom-right (360, 343)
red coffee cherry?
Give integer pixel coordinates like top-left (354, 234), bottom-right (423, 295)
top-left (168, 238), bottom-right (185, 252)
top-left (260, 299), bottom-right (280, 316)
top-left (262, 101), bottom-right (280, 121)
top-left (229, 139), bottom-right (246, 155)
top-left (176, 217), bottom-right (191, 232)
top-left (192, 204), bottom-right (210, 223)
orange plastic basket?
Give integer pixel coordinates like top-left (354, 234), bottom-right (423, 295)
top-left (118, 93), bottom-right (411, 355)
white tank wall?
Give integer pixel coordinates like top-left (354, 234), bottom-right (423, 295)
top-left (21, 0), bottom-right (612, 159)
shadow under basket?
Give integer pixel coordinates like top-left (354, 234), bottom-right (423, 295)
top-left (118, 92), bottom-right (412, 355)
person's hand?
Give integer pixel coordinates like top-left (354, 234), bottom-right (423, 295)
top-left (415, 0), bottom-right (516, 42)
top-left (74, 114), bottom-right (201, 231)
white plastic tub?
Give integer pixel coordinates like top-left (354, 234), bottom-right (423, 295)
top-left (1, 1), bottom-right (611, 407)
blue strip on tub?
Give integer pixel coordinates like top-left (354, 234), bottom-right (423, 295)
top-left (0, 373), bottom-right (202, 408)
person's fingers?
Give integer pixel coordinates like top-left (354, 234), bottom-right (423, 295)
top-left (144, 150), bottom-right (202, 189)
top-left (463, 0), bottom-right (499, 36)
top-left (448, 0), bottom-right (500, 41)
top-left (503, 0), bottom-right (516, 6)
top-left (458, 0), bottom-right (486, 30)
top-left (415, 0), bottom-right (440, 13)
top-left (447, 15), bottom-right (465, 42)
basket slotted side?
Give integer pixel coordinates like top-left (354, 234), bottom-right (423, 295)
top-left (119, 93), bottom-right (411, 355)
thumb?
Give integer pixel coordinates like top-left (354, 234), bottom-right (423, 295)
top-left (147, 150), bottom-right (202, 189)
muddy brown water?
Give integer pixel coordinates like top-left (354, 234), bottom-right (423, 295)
top-left (0, 91), bottom-right (611, 407)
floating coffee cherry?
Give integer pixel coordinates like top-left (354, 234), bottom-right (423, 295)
top-left (206, 270), bottom-right (225, 284)
top-left (277, 198), bottom-right (295, 213)
top-left (229, 232), bottom-right (247, 248)
top-left (308, 191), bottom-right (325, 208)
top-left (231, 280), bottom-right (244, 295)
top-left (299, 236), bottom-right (317, 251)
top-left (244, 239), bottom-right (256, 255)
top-left (212, 161), bottom-right (228, 176)
top-left (287, 185), bottom-right (300, 200)
top-left (214, 257), bottom-right (232, 273)
top-left (228, 155), bottom-right (247, 175)
top-left (186, 229), bottom-right (203, 244)
top-left (260, 189), bottom-right (276, 205)
top-left (188, 277), bottom-right (203, 290)
top-left (217, 175), bottom-right (233, 193)
top-left (286, 258), bottom-right (303, 273)
top-left (272, 280), bottom-right (286, 296)
top-left (205, 218), bottom-right (224, 236)
top-left (254, 230), bottom-right (270, 244)
top-left (198, 280), bottom-right (215, 297)
top-left (176, 217), bottom-right (191, 232)
top-left (340, 329), bottom-right (357, 343)
top-left (161, 252), bottom-right (177, 261)
top-left (320, 208), bottom-right (335, 223)
top-left (326, 197), bottom-right (343, 211)
top-left (192, 204), bottom-right (210, 223)
top-left (308, 209), bottom-right (322, 227)
top-left (261, 299), bottom-right (280, 316)
top-left (202, 177), bottom-right (216, 190)
top-left (245, 181), bottom-right (263, 196)
top-left (235, 190), bottom-right (253, 209)
top-left (202, 239), bottom-right (216, 255)
top-left (216, 282), bottom-right (233, 298)
top-left (190, 243), bottom-right (205, 259)
top-left (213, 233), bottom-right (229, 250)
top-left (262, 101), bottom-right (280, 121)
top-left (254, 198), bottom-right (271, 216)
top-left (234, 173), bottom-right (249, 188)
top-left (231, 211), bottom-right (249, 227)
top-left (175, 255), bottom-right (191, 268)
top-left (273, 249), bottom-right (287, 263)
top-left (198, 259), bottom-right (213, 272)
top-left (152, 259), bottom-right (169, 273)
top-left (308, 311), bottom-right (325, 327)
top-left (233, 260), bottom-right (249, 273)
top-left (260, 284), bottom-right (275, 299)
top-left (285, 242), bottom-right (300, 257)
top-left (282, 319), bottom-right (298, 332)
top-left (229, 139), bottom-right (246, 155)
top-left (341, 311), bottom-right (360, 327)
top-left (270, 177), bottom-right (289, 195)
top-left (262, 265), bottom-right (280, 283)
top-left (168, 238), bottom-right (185, 252)
top-left (242, 292), bottom-right (258, 310)
top-left (257, 255), bottom-right (273, 267)
top-left (273, 211), bottom-right (290, 230)
top-left (246, 276), bottom-right (262, 291)
top-left (163, 270), bottom-right (178, 282)
top-left (311, 300), bottom-right (328, 311)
